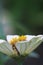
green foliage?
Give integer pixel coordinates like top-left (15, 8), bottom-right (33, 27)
top-left (0, 53), bottom-right (10, 65)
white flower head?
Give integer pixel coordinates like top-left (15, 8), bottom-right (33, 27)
top-left (0, 35), bottom-right (43, 57)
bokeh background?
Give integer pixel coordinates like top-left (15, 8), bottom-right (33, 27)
top-left (0, 0), bottom-right (43, 65)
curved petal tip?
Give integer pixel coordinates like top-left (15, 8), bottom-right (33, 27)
top-left (0, 39), bottom-right (6, 44)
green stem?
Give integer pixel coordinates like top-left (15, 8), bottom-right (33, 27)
top-left (13, 55), bottom-right (26, 65)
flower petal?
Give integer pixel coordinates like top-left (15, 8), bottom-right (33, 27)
top-left (15, 35), bottom-right (43, 55)
top-left (25, 35), bottom-right (35, 41)
top-left (0, 39), bottom-right (18, 56)
top-left (6, 35), bottom-right (19, 43)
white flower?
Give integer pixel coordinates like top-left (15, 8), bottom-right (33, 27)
top-left (0, 35), bottom-right (43, 57)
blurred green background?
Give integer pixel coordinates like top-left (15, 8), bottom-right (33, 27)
top-left (0, 0), bottom-right (43, 65)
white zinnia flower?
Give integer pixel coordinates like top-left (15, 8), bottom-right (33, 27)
top-left (0, 35), bottom-right (43, 57)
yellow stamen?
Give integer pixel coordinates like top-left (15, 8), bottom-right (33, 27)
top-left (9, 38), bottom-right (18, 45)
top-left (18, 35), bottom-right (26, 41)
top-left (9, 35), bottom-right (26, 45)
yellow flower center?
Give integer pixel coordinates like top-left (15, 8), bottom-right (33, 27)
top-left (9, 35), bottom-right (26, 45)
top-left (18, 35), bottom-right (26, 41)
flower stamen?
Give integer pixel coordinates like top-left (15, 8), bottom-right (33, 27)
top-left (18, 35), bottom-right (26, 41)
top-left (9, 35), bottom-right (26, 45)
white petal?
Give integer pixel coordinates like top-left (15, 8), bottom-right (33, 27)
top-left (6, 35), bottom-right (19, 43)
top-left (15, 35), bottom-right (43, 55)
top-left (15, 41), bottom-right (29, 55)
top-left (0, 39), bottom-right (6, 44)
top-left (25, 35), bottom-right (35, 41)
top-left (0, 39), bottom-right (15, 56)
top-left (36, 35), bottom-right (43, 41)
